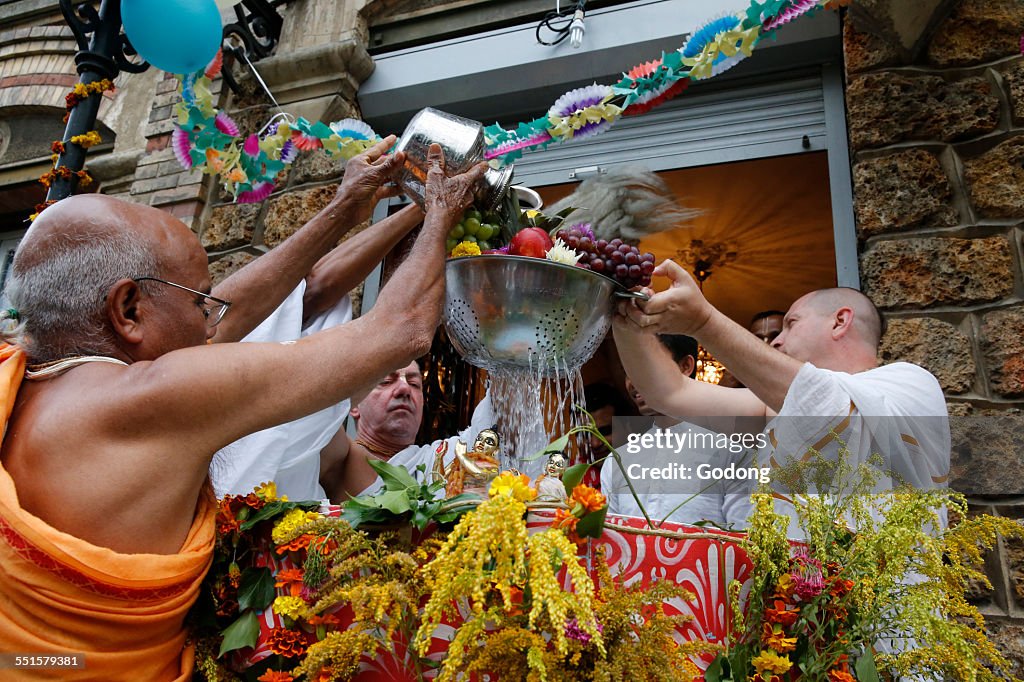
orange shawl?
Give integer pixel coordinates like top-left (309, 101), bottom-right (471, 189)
top-left (0, 345), bottom-right (216, 680)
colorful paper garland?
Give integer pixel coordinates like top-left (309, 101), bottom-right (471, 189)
top-left (170, 0), bottom-right (843, 201)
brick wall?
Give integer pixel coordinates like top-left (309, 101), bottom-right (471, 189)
top-left (844, 0), bottom-right (1024, 670)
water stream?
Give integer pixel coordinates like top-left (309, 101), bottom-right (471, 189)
top-left (486, 353), bottom-right (589, 479)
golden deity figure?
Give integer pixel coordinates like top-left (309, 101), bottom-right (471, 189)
top-left (534, 451), bottom-right (568, 502)
top-left (433, 428), bottom-right (502, 497)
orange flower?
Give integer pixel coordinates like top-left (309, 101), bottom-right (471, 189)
top-left (275, 568), bottom-right (305, 597)
top-left (552, 508), bottom-right (583, 544)
top-left (276, 534), bottom-right (314, 554)
top-left (266, 627), bottom-right (309, 658)
top-left (829, 577), bottom-right (854, 597)
top-left (764, 599), bottom-right (799, 628)
top-left (505, 586), bottom-right (525, 616)
top-left (257, 671), bottom-right (294, 682)
top-left (243, 492), bottom-right (266, 510)
top-left (313, 669), bottom-right (336, 682)
top-left (828, 669), bottom-right (855, 682)
top-left (570, 484), bottom-right (606, 513)
top-left (306, 612), bottom-right (342, 628)
top-left (761, 623), bottom-right (797, 653)
top-left (772, 572), bottom-right (796, 600)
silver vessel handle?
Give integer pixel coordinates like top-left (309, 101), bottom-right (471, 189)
top-left (614, 289), bottom-right (650, 301)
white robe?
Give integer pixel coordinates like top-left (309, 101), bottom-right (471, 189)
top-left (210, 283), bottom-right (352, 501)
top-left (722, 361), bottom-right (951, 533)
top-left (600, 420), bottom-right (729, 527)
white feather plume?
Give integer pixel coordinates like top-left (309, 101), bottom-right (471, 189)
top-left (546, 165), bottom-right (701, 243)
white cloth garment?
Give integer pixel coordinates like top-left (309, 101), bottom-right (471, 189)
top-left (358, 395), bottom-right (496, 497)
top-left (211, 282), bottom-right (352, 501)
top-left (600, 420), bottom-right (728, 527)
top-left (722, 361), bottom-right (951, 533)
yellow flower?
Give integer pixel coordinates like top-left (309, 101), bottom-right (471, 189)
top-left (70, 130), bottom-right (102, 148)
top-left (271, 508), bottom-right (320, 545)
top-left (751, 650), bottom-right (792, 675)
top-left (489, 472), bottom-right (537, 502)
top-left (272, 595), bottom-right (312, 621)
top-left (761, 623), bottom-right (797, 653)
top-left (451, 241), bottom-right (482, 257)
top-left (254, 481), bottom-right (278, 501)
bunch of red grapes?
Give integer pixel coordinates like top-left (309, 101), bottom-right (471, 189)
top-left (554, 225), bottom-right (656, 289)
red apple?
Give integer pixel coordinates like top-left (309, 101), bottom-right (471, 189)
top-left (508, 227), bottom-right (553, 258)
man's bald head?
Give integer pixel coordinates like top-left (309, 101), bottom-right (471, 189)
top-left (804, 287), bottom-right (885, 347)
top-left (6, 195), bottom-right (207, 363)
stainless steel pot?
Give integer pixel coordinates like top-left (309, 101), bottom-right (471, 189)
top-left (393, 108), bottom-right (514, 212)
top-left (444, 255), bottom-right (646, 376)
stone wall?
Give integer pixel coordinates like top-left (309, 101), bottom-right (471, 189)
top-left (844, 0), bottom-right (1024, 670)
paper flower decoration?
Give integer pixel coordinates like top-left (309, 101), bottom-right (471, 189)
top-left (214, 111), bottom-right (238, 137)
top-left (171, 126), bottom-right (195, 169)
top-left (328, 118), bottom-right (376, 141)
top-left (204, 49), bottom-right (223, 80)
top-left (681, 14), bottom-right (755, 80)
top-left (763, 0), bottom-right (820, 32)
top-left (619, 56), bottom-right (691, 117)
top-left (237, 181), bottom-right (274, 204)
top-left (548, 84), bottom-right (621, 141)
top-left (162, 0), bottom-right (839, 199)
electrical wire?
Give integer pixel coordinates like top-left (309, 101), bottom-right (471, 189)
top-left (536, 0), bottom-right (586, 46)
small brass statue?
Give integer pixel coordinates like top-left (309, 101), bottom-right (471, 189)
top-left (433, 428), bottom-right (502, 497)
top-left (534, 451), bottom-right (568, 502)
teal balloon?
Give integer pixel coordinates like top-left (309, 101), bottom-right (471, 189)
top-left (121, 0), bottom-right (222, 75)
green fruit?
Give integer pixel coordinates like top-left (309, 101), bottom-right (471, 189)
top-left (446, 239), bottom-right (458, 253)
top-left (478, 240), bottom-right (493, 251)
top-left (463, 218), bottom-right (481, 236)
top-left (466, 209), bottom-right (482, 222)
top-left (463, 235), bottom-right (478, 243)
top-left (449, 223), bottom-right (465, 239)
top-left (477, 224), bottom-right (494, 241)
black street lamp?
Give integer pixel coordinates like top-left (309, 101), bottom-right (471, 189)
top-left (47, 0), bottom-right (283, 202)
top-left (47, 0), bottom-right (148, 201)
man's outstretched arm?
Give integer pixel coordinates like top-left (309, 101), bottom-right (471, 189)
top-left (210, 136), bottom-right (404, 343)
top-left (302, 204), bottom-right (425, 324)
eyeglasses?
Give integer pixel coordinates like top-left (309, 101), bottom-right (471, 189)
top-left (133, 276), bottom-right (232, 328)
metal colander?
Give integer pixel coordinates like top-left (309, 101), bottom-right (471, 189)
top-left (443, 255), bottom-right (645, 376)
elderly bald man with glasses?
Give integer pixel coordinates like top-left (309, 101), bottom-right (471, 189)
top-left (0, 140), bottom-right (484, 680)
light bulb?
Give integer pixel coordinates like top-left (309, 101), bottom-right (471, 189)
top-left (569, 9), bottom-right (585, 49)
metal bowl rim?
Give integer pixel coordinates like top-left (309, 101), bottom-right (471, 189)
top-left (445, 254), bottom-right (629, 292)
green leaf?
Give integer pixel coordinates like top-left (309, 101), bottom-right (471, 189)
top-left (240, 500), bottom-right (317, 531)
top-left (237, 566), bottom-right (275, 612)
top-left (435, 506), bottom-right (476, 525)
top-left (369, 458), bottom-right (419, 490)
top-left (375, 490), bottom-right (414, 515)
top-left (218, 609), bottom-right (260, 657)
top-left (575, 505), bottom-right (608, 539)
top-left (704, 654), bottom-right (724, 682)
top-left (854, 650), bottom-right (882, 682)
top-left (411, 507), bottom-right (432, 530)
top-left (524, 433), bottom-right (571, 463)
top-left (561, 462), bottom-right (590, 495)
